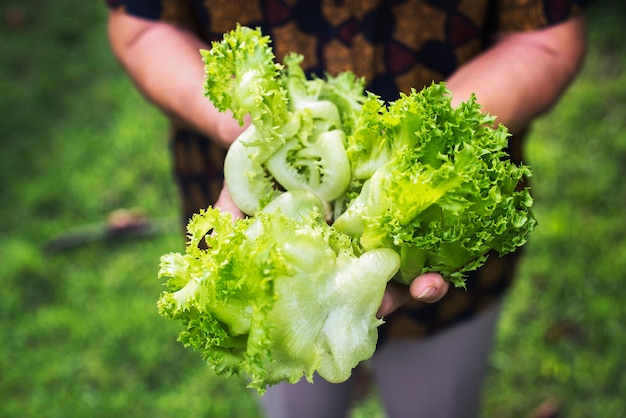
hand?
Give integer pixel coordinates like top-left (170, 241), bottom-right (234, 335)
top-left (377, 272), bottom-right (449, 318)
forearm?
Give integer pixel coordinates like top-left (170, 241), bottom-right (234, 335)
top-left (446, 15), bottom-right (587, 135)
top-left (107, 12), bottom-right (242, 147)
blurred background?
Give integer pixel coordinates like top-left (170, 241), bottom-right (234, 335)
top-left (1, 2), bottom-right (624, 417)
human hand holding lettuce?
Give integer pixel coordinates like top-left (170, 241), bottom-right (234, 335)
top-left (157, 25), bottom-right (537, 393)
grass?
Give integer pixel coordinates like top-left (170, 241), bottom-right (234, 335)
top-left (1, 2), bottom-right (624, 417)
top-left (480, 7), bottom-right (626, 416)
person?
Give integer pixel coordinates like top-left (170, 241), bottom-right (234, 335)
top-left (105, 1), bottom-right (588, 417)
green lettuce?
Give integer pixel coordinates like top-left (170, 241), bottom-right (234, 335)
top-left (158, 191), bottom-right (400, 393)
top-left (335, 83), bottom-right (537, 286)
top-left (157, 25), bottom-right (537, 394)
top-left (202, 25), bottom-right (365, 216)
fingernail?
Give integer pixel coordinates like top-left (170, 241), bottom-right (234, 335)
top-left (417, 287), bottom-right (435, 300)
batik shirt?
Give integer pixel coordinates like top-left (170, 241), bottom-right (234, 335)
top-left (105, 0), bottom-right (587, 339)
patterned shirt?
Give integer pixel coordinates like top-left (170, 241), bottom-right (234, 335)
top-left (105, 0), bottom-right (587, 339)
top-left (107, 0), bottom-right (586, 100)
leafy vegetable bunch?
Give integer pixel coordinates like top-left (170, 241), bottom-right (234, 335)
top-left (157, 25), bottom-right (537, 393)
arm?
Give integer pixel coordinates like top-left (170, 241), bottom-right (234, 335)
top-left (107, 11), bottom-right (245, 148)
top-left (447, 15), bottom-right (587, 135)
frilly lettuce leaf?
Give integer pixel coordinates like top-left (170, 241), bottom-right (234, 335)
top-left (201, 25), bottom-right (288, 142)
top-left (158, 191), bottom-right (400, 394)
top-left (335, 83), bottom-right (537, 286)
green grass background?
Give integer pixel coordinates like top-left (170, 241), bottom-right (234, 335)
top-left (1, 2), bottom-right (624, 417)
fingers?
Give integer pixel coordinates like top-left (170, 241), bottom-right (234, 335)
top-left (377, 272), bottom-right (450, 318)
top-left (409, 272), bottom-right (449, 303)
top-left (214, 184), bottom-right (245, 220)
top-left (377, 281), bottom-right (410, 318)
